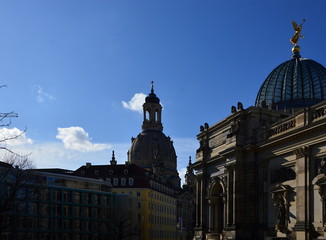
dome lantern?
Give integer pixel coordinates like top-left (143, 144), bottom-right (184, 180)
top-left (142, 81), bottom-right (163, 131)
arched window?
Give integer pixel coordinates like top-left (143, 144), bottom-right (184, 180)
top-left (129, 178), bottom-right (134, 186)
top-left (155, 110), bottom-right (159, 122)
top-left (207, 180), bottom-right (225, 234)
top-left (113, 178), bottom-right (119, 186)
top-left (121, 178), bottom-right (126, 186)
top-left (146, 110), bottom-right (150, 121)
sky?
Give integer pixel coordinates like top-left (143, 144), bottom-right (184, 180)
top-left (0, 0), bottom-right (325, 183)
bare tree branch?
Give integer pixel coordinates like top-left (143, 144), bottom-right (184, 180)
top-left (0, 154), bottom-right (37, 235)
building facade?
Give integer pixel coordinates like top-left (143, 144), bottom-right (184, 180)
top-left (0, 166), bottom-right (129, 240)
top-left (192, 39), bottom-right (326, 239)
top-left (74, 160), bottom-right (179, 240)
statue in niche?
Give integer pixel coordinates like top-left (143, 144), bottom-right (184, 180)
top-left (318, 157), bottom-right (326, 175)
top-left (272, 185), bottom-right (295, 233)
top-left (276, 196), bottom-right (286, 228)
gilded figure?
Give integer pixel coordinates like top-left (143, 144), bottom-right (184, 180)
top-left (290, 19), bottom-right (305, 45)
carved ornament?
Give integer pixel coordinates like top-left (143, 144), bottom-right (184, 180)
top-left (293, 146), bottom-right (310, 159)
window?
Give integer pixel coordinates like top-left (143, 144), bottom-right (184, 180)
top-left (124, 169), bottom-right (128, 175)
top-left (145, 110), bottom-right (150, 120)
top-left (121, 178), bottom-right (126, 186)
top-left (87, 193), bottom-right (92, 204)
top-left (137, 191), bottom-right (140, 197)
top-left (155, 111), bottom-right (159, 121)
top-left (128, 178), bottom-right (134, 186)
top-left (106, 178), bottom-right (111, 185)
top-left (113, 178), bottom-right (119, 186)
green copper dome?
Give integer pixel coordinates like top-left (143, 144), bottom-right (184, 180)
top-left (255, 51), bottom-right (326, 109)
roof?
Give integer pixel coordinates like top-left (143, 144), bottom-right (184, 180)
top-left (74, 163), bottom-right (180, 194)
top-left (255, 51), bottom-right (326, 109)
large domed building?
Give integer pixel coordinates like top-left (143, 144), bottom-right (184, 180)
top-left (255, 46), bottom-right (326, 109)
top-left (192, 23), bottom-right (326, 240)
top-left (128, 83), bottom-right (180, 188)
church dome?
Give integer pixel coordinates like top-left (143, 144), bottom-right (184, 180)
top-left (255, 50), bottom-right (326, 109)
top-left (128, 130), bottom-right (177, 170)
top-left (128, 83), bottom-right (180, 188)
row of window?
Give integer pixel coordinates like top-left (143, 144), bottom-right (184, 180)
top-left (3, 232), bottom-right (112, 240)
top-left (148, 202), bottom-right (176, 215)
top-left (148, 229), bottom-right (178, 239)
top-left (148, 191), bottom-right (176, 205)
top-left (150, 179), bottom-right (175, 196)
top-left (6, 216), bottom-right (112, 232)
top-left (106, 177), bottom-right (134, 186)
top-left (148, 214), bottom-right (176, 226)
top-left (115, 190), bottom-right (141, 197)
top-left (14, 202), bottom-right (113, 219)
top-left (37, 189), bottom-right (113, 206)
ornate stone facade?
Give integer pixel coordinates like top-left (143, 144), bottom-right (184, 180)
top-left (192, 101), bottom-right (326, 240)
top-left (192, 42), bottom-right (326, 239)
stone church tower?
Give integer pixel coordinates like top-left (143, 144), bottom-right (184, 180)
top-left (128, 83), bottom-right (181, 188)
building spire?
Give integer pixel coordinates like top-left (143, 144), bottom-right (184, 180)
top-left (110, 150), bottom-right (117, 165)
top-left (151, 81), bottom-right (154, 94)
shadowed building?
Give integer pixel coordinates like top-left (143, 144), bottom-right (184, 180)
top-left (73, 84), bottom-right (195, 240)
top-left (192, 23), bottom-right (326, 240)
top-left (128, 83), bottom-right (181, 188)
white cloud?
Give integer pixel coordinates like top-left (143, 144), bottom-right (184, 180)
top-left (34, 85), bottom-right (55, 103)
top-left (0, 127), bottom-right (129, 170)
top-left (56, 127), bottom-right (110, 152)
top-left (0, 128), bottom-right (33, 146)
top-left (178, 167), bottom-right (188, 186)
top-left (0, 127), bottom-right (197, 186)
top-left (0, 140), bottom-right (130, 170)
top-left (122, 93), bottom-right (146, 113)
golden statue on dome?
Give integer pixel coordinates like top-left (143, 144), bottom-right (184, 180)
top-left (290, 19), bottom-right (305, 45)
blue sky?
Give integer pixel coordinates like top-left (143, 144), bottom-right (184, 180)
top-left (0, 0), bottom-right (325, 182)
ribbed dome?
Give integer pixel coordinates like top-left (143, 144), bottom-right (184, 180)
top-left (128, 130), bottom-right (177, 170)
top-left (255, 52), bottom-right (326, 109)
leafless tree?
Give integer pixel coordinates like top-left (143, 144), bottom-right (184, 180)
top-left (0, 85), bottom-right (36, 236)
top-left (0, 154), bottom-right (37, 236)
top-left (0, 85), bottom-right (25, 156)
top-left (105, 215), bottom-right (138, 240)
top-left (98, 203), bottom-right (138, 240)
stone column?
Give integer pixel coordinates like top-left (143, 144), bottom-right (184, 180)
top-left (226, 164), bottom-right (235, 227)
top-left (195, 175), bottom-right (202, 227)
top-left (293, 146), bottom-right (311, 240)
top-left (200, 177), bottom-right (208, 229)
top-left (208, 202), bottom-right (213, 231)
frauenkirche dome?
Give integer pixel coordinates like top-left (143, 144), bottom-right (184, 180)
top-left (128, 82), bottom-right (180, 188)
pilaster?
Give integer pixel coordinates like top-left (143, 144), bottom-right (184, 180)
top-left (293, 146), bottom-right (311, 240)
